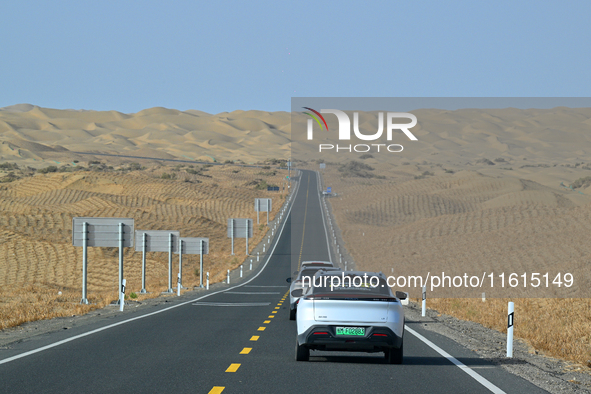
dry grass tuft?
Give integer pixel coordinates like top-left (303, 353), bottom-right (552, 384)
top-left (429, 298), bottom-right (591, 366)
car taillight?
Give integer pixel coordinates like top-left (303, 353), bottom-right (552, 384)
top-left (372, 333), bottom-right (387, 337)
top-left (313, 332), bottom-right (329, 335)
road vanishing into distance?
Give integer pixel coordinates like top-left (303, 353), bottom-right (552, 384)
top-left (0, 170), bottom-right (548, 393)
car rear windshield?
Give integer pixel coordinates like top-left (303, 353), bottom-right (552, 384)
top-left (307, 274), bottom-right (392, 296)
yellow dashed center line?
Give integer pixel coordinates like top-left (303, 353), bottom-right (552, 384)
top-left (272, 311), bottom-right (277, 314)
top-left (250, 336), bottom-right (259, 341)
top-left (240, 347), bottom-right (252, 354)
top-left (264, 320), bottom-right (271, 324)
top-left (258, 326), bottom-right (266, 331)
top-left (226, 363), bottom-right (241, 373)
top-left (268, 315), bottom-right (274, 318)
top-left (208, 387), bottom-right (225, 394)
top-left (275, 307), bottom-right (280, 310)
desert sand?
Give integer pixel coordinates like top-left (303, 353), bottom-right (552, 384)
top-left (2, 104), bottom-right (591, 365)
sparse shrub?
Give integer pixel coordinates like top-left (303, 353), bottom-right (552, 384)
top-left (572, 176), bottom-right (591, 189)
top-left (338, 161), bottom-right (375, 178)
top-left (130, 292), bottom-right (138, 299)
top-left (232, 170), bottom-right (240, 173)
top-left (38, 166), bottom-right (58, 174)
top-left (445, 169), bottom-right (455, 174)
top-left (359, 153), bottom-right (374, 159)
top-left (161, 173), bottom-right (172, 179)
top-left (255, 180), bottom-right (269, 190)
top-left (0, 162), bottom-right (18, 170)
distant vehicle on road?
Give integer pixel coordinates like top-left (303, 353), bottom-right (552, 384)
top-left (287, 266), bottom-right (341, 320)
top-left (293, 271), bottom-right (407, 364)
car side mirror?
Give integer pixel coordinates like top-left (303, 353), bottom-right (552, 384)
top-left (291, 289), bottom-right (303, 298)
top-left (286, 277), bottom-right (292, 283)
top-left (395, 291), bottom-right (408, 300)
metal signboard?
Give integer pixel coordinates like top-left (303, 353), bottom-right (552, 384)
top-left (327, 187), bottom-right (332, 194)
top-left (227, 218), bottom-right (253, 238)
top-left (135, 230), bottom-right (180, 253)
top-left (72, 217), bottom-right (134, 247)
top-left (255, 198), bottom-right (272, 212)
top-left (320, 163), bottom-right (326, 169)
top-left (177, 237), bottom-right (209, 255)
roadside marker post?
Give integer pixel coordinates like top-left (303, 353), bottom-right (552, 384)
top-left (206, 272), bottom-right (209, 290)
top-left (257, 252), bottom-right (260, 262)
top-left (482, 292), bottom-right (486, 302)
top-left (240, 264), bottom-right (243, 278)
top-left (507, 302), bottom-right (514, 358)
top-left (227, 269), bottom-right (230, 284)
top-left (119, 279), bottom-right (126, 312)
top-left (250, 260), bottom-right (252, 270)
top-left (422, 285), bottom-right (427, 317)
top-left (177, 273), bottom-right (181, 297)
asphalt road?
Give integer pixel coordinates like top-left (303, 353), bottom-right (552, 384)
top-left (0, 170), bottom-right (548, 394)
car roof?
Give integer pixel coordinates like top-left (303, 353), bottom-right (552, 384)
top-left (301, 261), bottom-right (334, 267)
top-left (313, 270), bottom-right (386, 279)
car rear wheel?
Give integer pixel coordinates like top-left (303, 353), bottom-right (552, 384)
top-left (289, 308), bottom-right (296, 320)
top-left (385, 342), bottom-right (403, 364)
top-left (295, 340), bottom-right (309, 361)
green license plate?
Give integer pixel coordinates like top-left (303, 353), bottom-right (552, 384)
top-left (335, 327), bottom-right (365, 336)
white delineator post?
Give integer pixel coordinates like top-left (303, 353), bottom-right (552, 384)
top-left (119, 279), bottom-right (126, 312)
top-left (177, 273), bottom-right (181, 297)
top-left (257, 252), bottom-right (259, 262)
top-left (227, 269), bottom-right (230, 284)
top-left (507, 302), bottom-right (514, 358)
top-left (240, 264), bottom-right (243, 278)
top-left (206, 272), bottom-right (209, 290)
top-left (422, 285), bottom-right (427, 317)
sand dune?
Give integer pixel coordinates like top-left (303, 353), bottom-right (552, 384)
top-left (0, 105), bottom-right (292, 166)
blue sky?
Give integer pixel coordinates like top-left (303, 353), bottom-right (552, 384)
top-left (1, 1), bottom-right (589, 114)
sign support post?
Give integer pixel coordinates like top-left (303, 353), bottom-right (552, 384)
top-left (167, 233), bottom-right (173, 293)
top-left (141, 232), bottom-right (147, 293)
top-left (118, 223), bottom-right (124, 305)
top-left (231, 219), bottom-right (234, 255)
top-left (80, 221), bottom-right (89, 304)
top-left (178, 238), bottom-right (183, 293)
top-left (199, 239), bottom-right (204, 288)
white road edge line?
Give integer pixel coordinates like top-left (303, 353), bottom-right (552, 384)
top-left (405, 326), bottom-right (506, 394)
top-left (315, 171), bottom-right (333, 263)
top-left (0, 174), bottom-right (302, 366)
